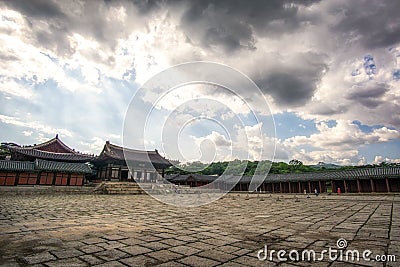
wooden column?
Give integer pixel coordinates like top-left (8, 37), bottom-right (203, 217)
top-left (15, 173), bottom-right (20, 186)
top-left (298, 182), bottom-right (301, 193)
top-left (370, 178), bottom-right (375, 193)
top-left (272, 183), bottom-right (275, 193)
top-left (308, 181), bottom-right (311, 194)
top-left (52, 173), bottom-right (56, 185)
top-left (279, 182), bottom-right (282, 193)
top-left (357, 179), bottom-right (361, 193)
top-left (331, 180), bottom-right (335, 193)
top-left (386, 178), bottom-right (390, 193)
top-left (318, 181), bottom-right (322, 193)
top-left (36, 172), bottom-right (41, 185)
top-left (343, 180), bottom-right (348, 193)
top-left (288, 182), bottom-right (291, 193)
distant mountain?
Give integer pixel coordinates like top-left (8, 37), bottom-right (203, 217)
top-left (310, 162), bottom-right (341, 169)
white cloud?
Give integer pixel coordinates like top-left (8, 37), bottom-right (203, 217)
top-left (0, 78), bottom-right (34, 99)
top-left (80, 134), bottom-right (122, 154)
top-left (193, 131), bottom-right (231, 147)
top-left (373, 156), bottom-right (400, 164)
top-left (22, 130), bottom-right (32, 136)
top-left (0, 114), bottom-right (73, 137)
top-left (189, 131), bottom-right (232, 163)
top-left (282, 120), bottom-right (400, 164)
top-left (285, 120), bottom-right (400, 151)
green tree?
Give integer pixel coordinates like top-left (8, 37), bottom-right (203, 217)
top-left (0, 146), bottom-right (10, 160)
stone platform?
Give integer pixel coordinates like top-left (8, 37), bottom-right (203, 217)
top-left (0, 193), bottom-right (399, 266)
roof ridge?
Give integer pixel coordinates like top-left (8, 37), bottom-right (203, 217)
top-left (0, 159), bottom-right (34, 164)
top-left (106, 141), bottom-right (158, 154)
top-left (10, 146), bottom-right (94, 157)
top-left (16, 135), bottom-right (80, 154)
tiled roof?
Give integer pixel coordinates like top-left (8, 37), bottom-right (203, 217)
top-left (167, 167), bottom-right (400, 184)
top-left (0, 159), bottom-right (92, 174)
top-left (3, 135), bottom-right (95, 162)
top-left (0, 160), bottom-right (35, 172)
top-left (7, 146), bottom-right (94, 162)
top-left (35, 159), bottom-right (92, 174)
top-left (261, 167), bottom-right (400, 183)
top-left (20, 135), bottom-right (76, 153)
top-left (96, 142), bottom-right (172, 166)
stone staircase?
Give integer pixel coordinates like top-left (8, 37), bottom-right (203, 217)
top-left (92, 182), bottom-right (145, 195)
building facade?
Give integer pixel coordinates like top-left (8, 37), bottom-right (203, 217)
top-left (167, 167), bottom-right (400, 193)
top-left (92, 141), bottom-right (172, 183)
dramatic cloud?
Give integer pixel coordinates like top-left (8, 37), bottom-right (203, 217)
top-left (0, 0), bottom-right (398, 165)
top-left (253, 52), bottom-right (328, 107)
top-left (180, 0), bottom-right (320, 52)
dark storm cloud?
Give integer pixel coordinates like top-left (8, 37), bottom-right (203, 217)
top-left (333, 0), bottom-right (400, 49)
top-left (253, 52), bottom-right (328, 107)
top-left (1, 0), bottom-right (65, 18)
top-left (180, 0), bottom-right (320, 52)
top-left (261, 73), bottom-right (314, 106)
top-left (34, 23), bottom-right (73, 56)
top-left (347, 83), bottom-right (389, 108)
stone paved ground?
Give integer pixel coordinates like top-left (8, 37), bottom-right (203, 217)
top-left (0, 193), bottom-right (399, 266)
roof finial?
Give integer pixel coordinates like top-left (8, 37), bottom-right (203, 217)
top-left (55, 134), bottom-right (59, 139)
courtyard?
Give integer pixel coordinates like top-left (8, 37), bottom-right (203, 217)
top-left (0, 193), bottom-right (399, 266)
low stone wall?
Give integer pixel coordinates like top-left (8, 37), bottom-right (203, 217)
top-left (0, 185), bottom-right (93, 195)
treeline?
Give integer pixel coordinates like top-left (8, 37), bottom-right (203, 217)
top-left (165, 159), bottom-right (399, 176)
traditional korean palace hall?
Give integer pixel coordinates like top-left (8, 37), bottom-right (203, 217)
top-left (0, 135), bottom-right (94, 186)
top-left (1, 135), bottom-right (400, 193)
top-left (93, 141), bottom-right (172, 183)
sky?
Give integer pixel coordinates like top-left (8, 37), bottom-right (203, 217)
top-left (0, 0), bottom-right (399, 165)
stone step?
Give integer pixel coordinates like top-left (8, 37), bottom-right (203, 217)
top-left (92, 182), bottom-right (146, 195)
